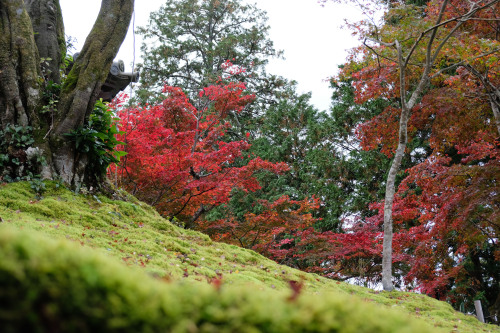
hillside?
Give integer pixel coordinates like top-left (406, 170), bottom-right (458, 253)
top-left (0, 181), bottom-right (497, 332)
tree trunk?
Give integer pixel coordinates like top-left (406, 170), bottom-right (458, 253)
top-left (0, 0), bottom-right (134, 189)
top-left (24, 0), bottom-right (66, 84)
top-left (381, 70), bottom-right (430, 291)
top-left (490, 96), bottom-right (500, 137)
top-left (381, 115), bottom-right (408, 292)
top-left (380, 37), bottom-right (431, 291)
top-left (0, 1), bottom-right (41, 129)
top-left (373, 0), bottom-right (497, 292)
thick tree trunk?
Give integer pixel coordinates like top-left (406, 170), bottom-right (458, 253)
top-left (0, 0), bottom-right (134, 189)
top-left (50, 0), bottom-right (134, 188)
top-left (24, 0), bottom-right (66, 84)
top-left (0, 1), bottom-right (41, 129)
top-left (23, 0), bottom-right (66, 180)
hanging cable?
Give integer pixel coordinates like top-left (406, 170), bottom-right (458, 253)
top-left (117, 9), bottom-right (137, 188)
top-left (129, 8), bottom-right (137, 99)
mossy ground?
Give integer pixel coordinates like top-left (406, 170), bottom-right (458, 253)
top-left (0, 181), bottom-right (498, 332)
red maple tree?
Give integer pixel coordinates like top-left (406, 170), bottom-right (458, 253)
top-left (324, 0), bottom-right (500, 313)
top-left (111, 81), bottom-right (288, 226)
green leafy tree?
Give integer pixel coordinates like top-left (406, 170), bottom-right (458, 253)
top-left (136, 0), bottom-right (282, 107)
top-left (328, 77), bottom-right (393, 224)
top-left (249, 86), bottom-right (346, 231)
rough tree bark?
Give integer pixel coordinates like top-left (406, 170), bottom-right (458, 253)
top-left (0, 0), bottom-right (134, 189)
top-left (25, 0), bottom-right (66, 84)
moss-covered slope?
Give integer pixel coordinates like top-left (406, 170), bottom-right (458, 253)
top-left (0, 182), bottom-right (497, 332)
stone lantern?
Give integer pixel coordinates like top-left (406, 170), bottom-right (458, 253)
top-left (73, 52), bottom-right (140, 102)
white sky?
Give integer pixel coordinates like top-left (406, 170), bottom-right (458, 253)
top-left (60, 0), bottom-right (363, 111)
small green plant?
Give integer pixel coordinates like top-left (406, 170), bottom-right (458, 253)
top-left (29, 178), bottom-right (46, 199)
top-left (65, 99), bottom-right (127, 178)
top-left (41, 81), bottom-right (61, 114)
top-left (0, 124), bottom-right (34, 149)
top-left (0, 125), bottom-right (44, 183)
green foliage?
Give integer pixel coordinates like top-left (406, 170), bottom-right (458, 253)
top-left (249, 88), bottom-right (348, 231)
top-left (0, 124), bottom-right (44, 184)
top-left (29, 178), bottom-right (47, 199)
top-left (65, 99), bottom-right (126, 179)
top-left (41, 80), bottom-right (61, 114)
top-left (328, 78), bottom-right (393, 220)
top-left (60, 36), bottom-right (76, 78)
top-left (0, 125), bottom-right (34, 152)
top-left (136, 0), bottom-right (282, 105)
top-left (217, 80), bottom-right (391, 233)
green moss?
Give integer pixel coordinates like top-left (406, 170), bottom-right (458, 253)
top-left (61, 64), bottom-right (79, 94)
top-left (0, 182), bottom-right (498, 333)
top-left (0, 228), bottom-right (433, 332)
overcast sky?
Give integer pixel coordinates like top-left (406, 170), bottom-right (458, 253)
top-left (60, 0), bottom-right (363, 111)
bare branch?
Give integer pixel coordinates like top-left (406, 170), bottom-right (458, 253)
top-left (364, 37), bottom-right (396, 47)
top-left (363, 39), bottom-right (398, 64)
